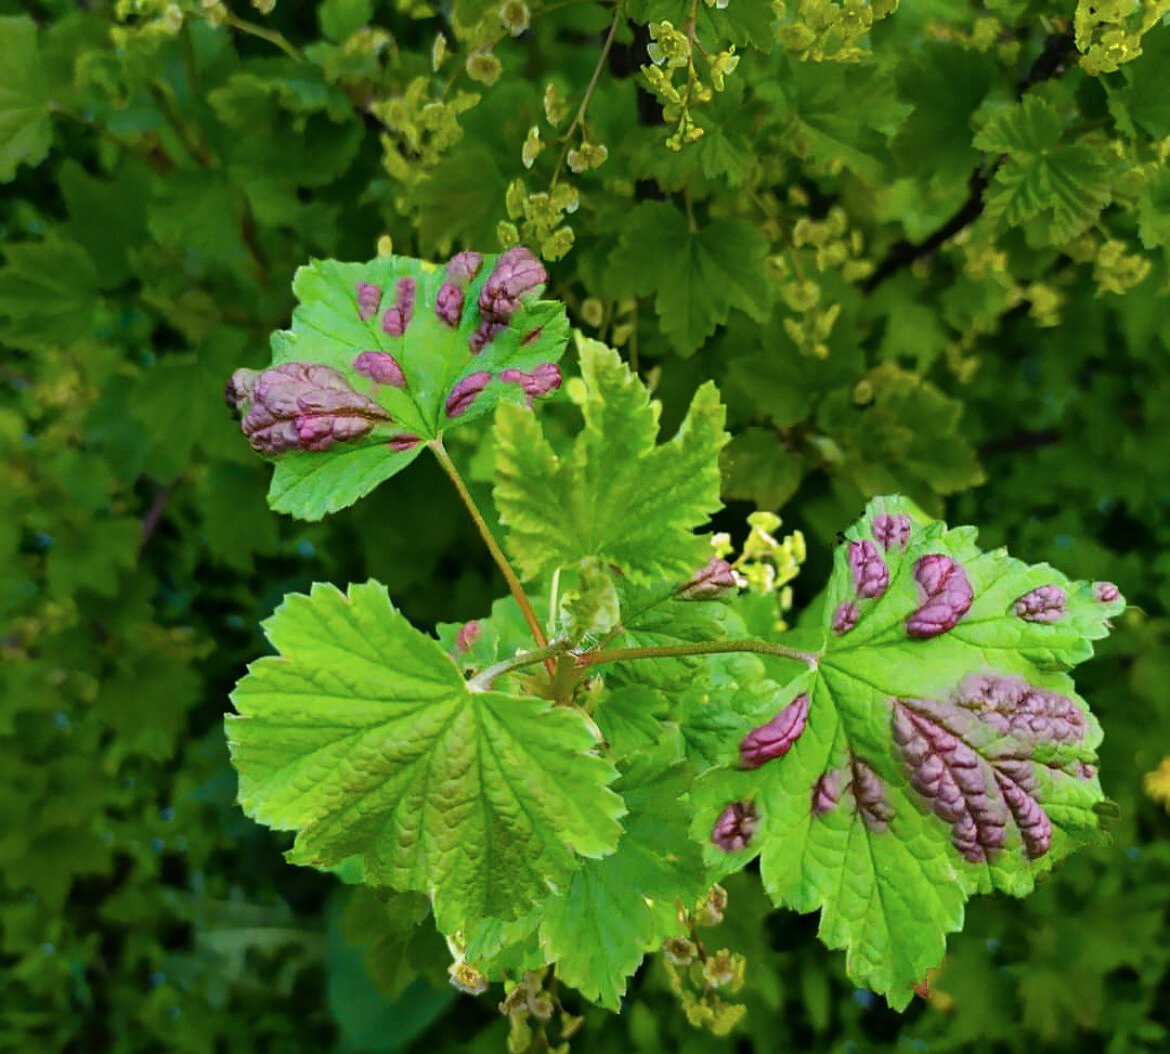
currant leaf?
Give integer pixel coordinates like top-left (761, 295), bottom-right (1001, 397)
top-left (228, 250), bottom-right (569, 520)
top-left (690, 496), bottom-right (1124, 1008)
top-left (493, 336), bottom-right (728, 582)
top-left (226, 581), bottom-right (624, 933)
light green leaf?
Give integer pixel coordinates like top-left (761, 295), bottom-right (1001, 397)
top-left (493, 337), bottom-right (728, 581)
top-left (537, 754), bottom-right (708, 1009)
top-left (690, 496), bottom-right (1124, 1008)
top-left (606, 203), bottom-right (770, 357)
top-left (0, 16), bottom-right (52, 183)
top-left (227, 581), bottom-right (624, 932)
top-left (974, 97), bottom-right (1113, 244)
top-left (249, 252), bottom-right (569, 520)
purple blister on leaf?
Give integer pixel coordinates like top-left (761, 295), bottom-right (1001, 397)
top-left (446, 250), bottom-right (484, 286)
top-left (832, 600), bottom-right (859, 636)
top-left (436, 283), bottom-right (464, 328)
top-left (679, 556), bottom-right (740, 600)
top-left (500, 362), bottom-right (562, 406)
top-left (445, 372), bottom-right (492, 418)
top-left (352, 351), bottom-right (406, 388)
top-left (356, 282), bottom-right (382, 321)
top-left (993, 760), bottom-right (1052, 859)
top-left (1093, 581), bottom-right (1120, 603)
top-left (812, 769), bottom-right (843, 815)
top-left (711, 800), bottom-right (758, 852)
top-left (479, 246), bottom-right (546, 323)
top-left (225, 368), bottom-right (259, 414)
top-left (952, 673), bottom-right (1086, 743)
top-left (387, 433), bottom-right (419, 452)
top-left (240, 363), bottom-right (390, 454)
top-left (906, 554), bottom-right (973, 638)
top-left (381, 277), bottom-right (416, 336)
top-left (893, 703), bottom-right (1007, 862)
top-left (872, 512), bottom-right (912, 551)
top-left (740, 694), bottom-right (810, 769)
top-left (1011, 584), bottom-right (1066, 623)
top-left (850, 756), bottom-right (894, 832)
top-left (469, 319), bottom-right (505, 354)
top-left (849, 539), bottom-right (889, 599)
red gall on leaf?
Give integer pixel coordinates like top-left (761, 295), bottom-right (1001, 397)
top-left (849, 756), bottom-right (894, 832)
top-left (1011, 584), bottom-right (1066, 623)
top-left (479, 246), bottom-right (546, 323)
top-left (906, 554), bottom-right (973, 638)
top-left (849, 539), bottom-right (889, 599)
top-left (381, 277), bottom-right (416, 337)
top-left (352, 351), bottom-right (406, 387)
top-left (237, 363), bottom-right (390, 455)
top-left (832, 600), bottom-right (859, 636)
top-left (446, 372), bottom-right (492, 418)
top-left (739, 694), bottom-right (810, 770)
top-left (871, 512), bottom-right (912, 551)
top-left (499, 362), bottom-right (562, 406)
top-left (711, 800), bottom-right (757, 851)
top-left (355, 281), bottom-right (381, 321)
top-left (679, 556), bottom-right (740, 599)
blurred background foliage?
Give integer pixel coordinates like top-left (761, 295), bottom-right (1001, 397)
top-left (1, 0), bottom-right (1169, 1050)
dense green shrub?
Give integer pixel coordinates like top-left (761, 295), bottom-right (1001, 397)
top-left (1, 0), bottom-right (1169, 1051)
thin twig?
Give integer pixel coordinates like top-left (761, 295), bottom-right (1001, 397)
top-left (550, 6), bottom-right (622, 187)
top-left (581, 639), bottom-right (821, 669)
top-left (863, 30), bottom-right (1078, 294)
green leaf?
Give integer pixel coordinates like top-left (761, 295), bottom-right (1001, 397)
top-left (721, 427), bottom-right (805, 511)
top-left (974, 97), bottom-right (1113, 244)
top-left (0, 16), bottom-right (52, 183)
top-left (690, 496), bottom-right (1124, 1008)
top-left (891, 42), bottom-right (993, 188)
top-left (537, 754), bottom-right (709, 1009)
top-left (606, 202), bottom-right (770, 357)
top-left (249, 252), bottom-right (569, 520)
top-left (0, 237), bottom-right (98, 351)
top-left (493, 336), bottom-right (728, 581)
top-left (227, 581), bottom-right (623, 932)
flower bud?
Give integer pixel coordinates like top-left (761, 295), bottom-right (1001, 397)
top-left (446, 372), bottom-right (492, 418)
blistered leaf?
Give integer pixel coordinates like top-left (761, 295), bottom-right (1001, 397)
top-left (494, 337), bottom-right (728, 581)
top-left (690, 496), bottom-right (1124, 1008)
top-left (233, 250), bottom-right (569, 519)
top-left (227, 581), bottom-right (623, 932)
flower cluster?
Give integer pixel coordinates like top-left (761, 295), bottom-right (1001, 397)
top-left (641, 17), bottom-right (739, 151)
